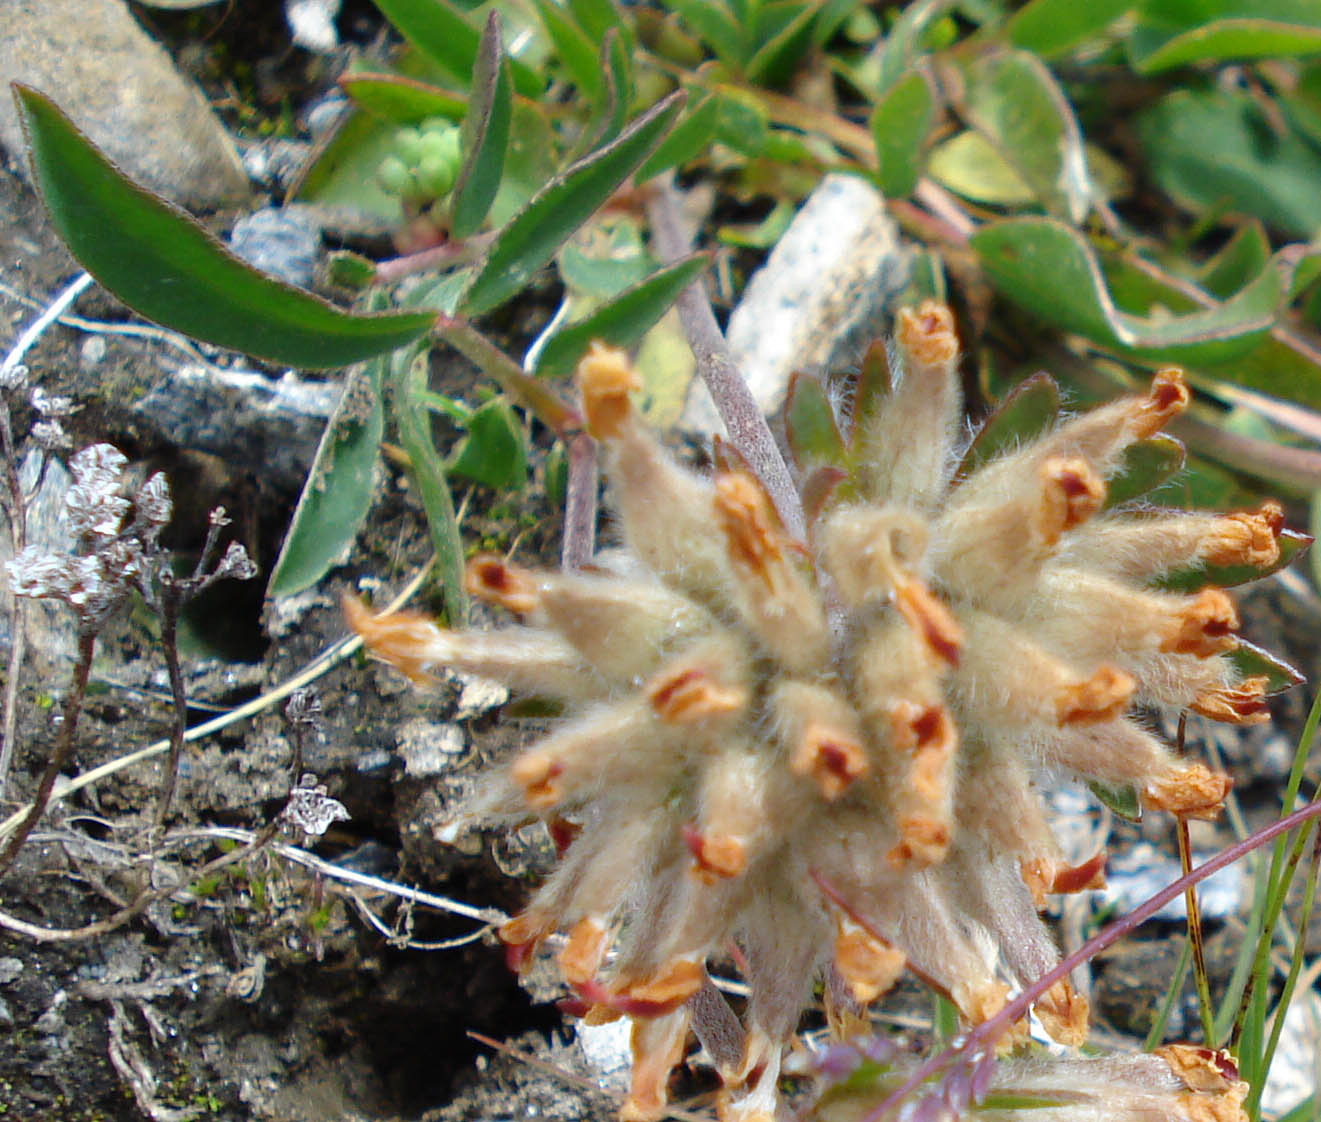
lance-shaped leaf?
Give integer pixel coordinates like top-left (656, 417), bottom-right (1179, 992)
top-left (591, 29), bottom-right (634, 149)
top-left (636, 92), bottom-right (720, 181)
top-left (14, 84), bottom-right (435, 369)
top-left (970, 217), bottom-right (1279, 366)
top-left (959, 372), bottom-right (1060, 477)
top-left (667, 0), bottom-right (746, 69)
top-left (534, 0), bottom-right (605, 106)
top-left (1128, 0), bottom-right (1321, 73)
top-left (746, 1), bottom-right (819, 86)
top-left (367, 0), bottom-right (542, 96)
top-left (448, 398), bottom-right (528, 489)
top-left (461, 92), bottom-right (684, 316)
top-left (1006, 0), bottom-right (1130, 57)
top-left (533, 254), bottom-right (709, 380)
top-left (450, 12), bottom-right (512, 240)
top-left (339, 73), bottom-right (467, 123)
top-left (268, 359), bottom-right (386, 597)
top-left (785, 372), bottom-right (845, 469)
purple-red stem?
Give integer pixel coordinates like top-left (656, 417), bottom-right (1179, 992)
top-left (643, 177), bottom-right (805, 542)
top-left (560, 433), bottom-right (598, 571)
top-left (824, 790), bottom-right (1321, 1122)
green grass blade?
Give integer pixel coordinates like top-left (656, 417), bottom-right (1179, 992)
top-left (460, 92), bottom-right (684, 316)
top-left (13, 84), bottom-right (435, 369)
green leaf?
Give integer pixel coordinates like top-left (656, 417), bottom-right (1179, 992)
top-left (1228, 640), bottom-right (1305, 695)
top-left (1129, 0), bottom-right (1321, 73)
top-left (392, 348), bottom-right (467, 624)
top-left (596, 29), bottom-right (635, 147)
top-left (1136, 89), bottom-right (1321, 239)
top-left (1159, 527), bottom-right (1313, 590)
top-left (1005, 0), bottom-right (1131, 57)
top-left (450, 12), bottom-right (512, 239)
top-left (533, 254), bottom-right (708, 379)
top-left (745, 1), bottom-right (819, 85)
top-left (784, 372), bottom-right (846, 468)
top-left (367, 0), bottom-right (542, 96)
top-left (869, 68), bottom-right (934, 198)
top-left (569, 0), bottom-right (633, 50)
top-left (15, 84), bottom-right (434, 369)
top-left (1198, 221), bottom-right (1271, 299)
top-left (448, 397), bottom-right (528, 488)
top-left (970, 217), bottom-right (1279, 366)
top-left (928, 130), bottom-right (1034, 206)
top-left (461, 92), bottom-right (684, 316)
top-left (960, 373), bottom-right (1060, 475)
top-left (1089, 779), bottom-right (1143, 822)
top-left (636, 92), bottom-right (720, 181)
top-left (667, 0), bottom-right (747, 68)
top-left (534, 0), bottom-right (605, 106)
top-left (268, 360), bottom-right (385, 597)
top-left (958, 49), bottom-right (1093, 222)
top-left (1103, 436), bottom-right (1186, 508)
top-left (339, 73), bottom-right (467, 122)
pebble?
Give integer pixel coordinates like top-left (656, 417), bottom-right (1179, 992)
top-left (1102, 840), bottom-right (1244, 922)
top-left (228, 206), bottom-right (323, 289)
top-left (682, 174), bottom-right (910, 434)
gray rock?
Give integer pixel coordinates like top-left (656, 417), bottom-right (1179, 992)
top-left (682, 174), bottom-right (910, 434)
top-left (0, 0), bottom-right (249, 209)
top-left (228, 206), bottom-right (322, 288)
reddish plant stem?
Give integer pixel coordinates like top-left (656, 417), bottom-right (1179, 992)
top-left (560, 433), bottom-right (598, 571)
top-left (0, 633), bottom-right (95, 875)
top-left (643, 176), bottom-right (805, 542)
top-left (822, 789), bottom-right (1321, 1122)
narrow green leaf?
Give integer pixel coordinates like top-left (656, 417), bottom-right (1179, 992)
top-left (461, 92), bottom-right (684, 316)
top-left (339, 73), bottom-right (466, 122)
top-left (448, 398), bottom-right (528, 488)
top-left (1005, 0), bottom-right (1130, 57)
top-left (1129, 0), bottom-right (1321, 73)
top-left (592, 29), bottom-right (634, 148)
top-left (534, 0), bottom-right (605, 105)
top-left (367, 0), bottom-right (542, 96)
top-left (1103, 435), bottom-right (1186, 508)
top-left (1229, 640), bottom-right (1305, 695)
top-left (849, 337), bottom-right (893, 439)
top-left (533, 254), bottom-right (708, 379)
top-left (14, 84), bottom-right (434, 369)
top-left (450, 11), bottom-right (512, 239)
top-left (960, 372), bottom-right (1060, 475)
top-left (667, 0), bottom-right (747, 68)
top-left (569, 0), bottom-right (632, 49)
top-left (869, 68), bottom-right (934, 198)
top-left (268, 360), bottom-right (385, 597)
top-left (970, 217), bottom-right (1279, 366)
top-left (1159, 527), bottom-right (1313, 590)
top-left (636, 92), bottom-right (720, 180)
top-left (1089, 780), bottom-right (1143, 822)
top-left (392, 348), bottom-right (467, 624)
top-left (959, 49), bottom-right (1093, 222)
top-left (784, 372), bottom-right (846, 468)
top-left (745, 1), bottom-right (819, 86)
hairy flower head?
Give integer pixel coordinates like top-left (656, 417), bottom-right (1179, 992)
top-left (350, 305), bottom-right (1293, 1122)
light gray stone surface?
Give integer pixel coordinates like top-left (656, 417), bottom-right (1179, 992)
top-left (0, 0), bottom-right (249, 209)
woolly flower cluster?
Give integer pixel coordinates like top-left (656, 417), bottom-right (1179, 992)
top-left (350, 303), bottom-right (1283, 1122)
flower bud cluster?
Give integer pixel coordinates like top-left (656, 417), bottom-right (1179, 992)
top-left (378, 119), bottom-right (464, 206)
top-left (350, 303), bottom-right (1289, 1122)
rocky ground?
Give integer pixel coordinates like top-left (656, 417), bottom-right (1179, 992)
top-left (0, 4), bottom-right (1319, 1122)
